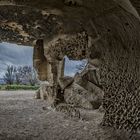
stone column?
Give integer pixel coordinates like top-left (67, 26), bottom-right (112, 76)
top-left (57, 57), bottom-right (65, 81)
top-left (33, 39), bottom-right (48, 81)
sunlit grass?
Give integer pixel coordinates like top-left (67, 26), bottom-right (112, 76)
top-left (0, 84), bottom-right (39, 91)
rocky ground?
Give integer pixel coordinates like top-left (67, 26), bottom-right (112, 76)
top-left (0, 90), bottom-right (138, 140)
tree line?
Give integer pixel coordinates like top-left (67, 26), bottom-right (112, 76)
top-left (3, 65), bottom-right (39, 86)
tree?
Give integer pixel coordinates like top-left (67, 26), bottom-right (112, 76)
top-left (18, 66), bottom-right (38, 86)
top-left (3, 65), bottom-right (39, 85)
top-left (14, 66), bottom-right (22, 85)
top-left (3, 65), bottom-right (16, 85)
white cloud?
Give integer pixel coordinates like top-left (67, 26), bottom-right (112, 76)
top-left (0, 42), bottom-right (33, 78)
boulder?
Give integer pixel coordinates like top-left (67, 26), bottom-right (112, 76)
top-left (59, 76), bottom-right (74, 90)
top-left (64, 63), bottom-right (104, 110)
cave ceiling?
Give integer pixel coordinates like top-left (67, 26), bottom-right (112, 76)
top-left (0, 0), bottom-right (139, 46)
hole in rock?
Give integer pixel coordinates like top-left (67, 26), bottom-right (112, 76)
top-left (68, 1), bottom-right (72, 6)
top-left (107, 29), bottom-right (111, 32)
top-left (64, 56), bottom-right (87, 77)
top-left (125, 22), bottom-right (129, 26)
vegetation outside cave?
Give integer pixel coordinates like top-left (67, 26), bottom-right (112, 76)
top-left (0, 42), bottom-right (39, 90)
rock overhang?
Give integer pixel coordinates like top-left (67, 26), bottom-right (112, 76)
top-left (0, 0), bottom-right (140, 46)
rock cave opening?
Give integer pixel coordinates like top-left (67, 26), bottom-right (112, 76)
top-left (64, 56), bottom-right (88, 77)
top-left (0, 42), bottom-right (38, 87)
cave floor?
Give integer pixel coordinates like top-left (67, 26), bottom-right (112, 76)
top-left (0, 90), bottom-right (132, 140)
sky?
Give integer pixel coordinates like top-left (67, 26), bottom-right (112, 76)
top-left (0, 42), bottom-right (86, 78)
top-left (64, 56), bottom-right (86, 77)
top-left (0, 42), bottom-right (33, 78)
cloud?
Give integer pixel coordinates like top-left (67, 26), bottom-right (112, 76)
top-left (0, 42), bottom-right (33, 78)
top-left (64, 56), bottom-right (87, 77)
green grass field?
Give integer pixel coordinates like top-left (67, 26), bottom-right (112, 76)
top-left (0, 85), bottom-right (39, 91)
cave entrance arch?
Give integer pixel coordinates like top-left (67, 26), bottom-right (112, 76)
top-left (64, 56), bottom-right (87, 77)
top-left (0, 42), bottom-right (37, 86)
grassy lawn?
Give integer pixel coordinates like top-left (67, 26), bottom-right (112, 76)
top-left (0, 85), bottom-right (39, 91)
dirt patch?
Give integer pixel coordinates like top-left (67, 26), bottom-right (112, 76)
top-left (0, 91), bottom-right (137, 140)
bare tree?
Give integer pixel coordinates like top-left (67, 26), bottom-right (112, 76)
top-left (3, 65), bottom-right (38, 85)
top-left (19, 66), bottom-right (38, 86)
top-left (28, 68), bottom-right (38, 86)
top-left (3, 65), bottom-right (16, 85)
top-left (14, 66), bottom-right (22, 85)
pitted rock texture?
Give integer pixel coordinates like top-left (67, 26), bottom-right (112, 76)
top-left (1, 0), bottom-right (140, 46)
top-left (34, 5), bottom-right (140, 137)
top-left (44, 32), bottom-right (89, 61)
top-left (36, 63), bottom-right (104, 113)
top-left (0, 6), bottom-right (63, 45)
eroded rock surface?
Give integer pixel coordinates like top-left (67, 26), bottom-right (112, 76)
top-left (36, 63), bottom-right (104, 112)
top-left (64, 63), bottom-right (104, 110)
top-left (33, 3), bottom-right (140, 137)
top-left (0, 0), bottom-right (140, 138)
